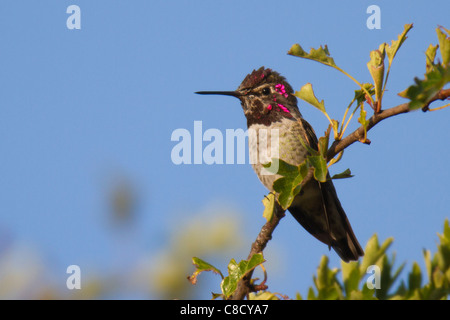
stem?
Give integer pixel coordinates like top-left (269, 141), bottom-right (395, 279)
top-left (339, 102), bottom-right (361, 140)
top-left (334, 66), bottom-right (374, 105)
top-left (381, 65), bottom-right (392, 98)
top-left (339, 98), bottom-right (356, 138)
top-left (323, 112), bottom-right (337, 139)
top-left (428, 102), bottom-right (450, 112)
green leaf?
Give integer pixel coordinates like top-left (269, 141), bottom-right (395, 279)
top-left (436, 26), bottom-right (450, 66)
top-left (408, 262), bottom-right (422, 291)
top-left (331, 119), bottom-right (340, 140)
top-left (446, 267), bottom-right (450, 284)
top-left (360, 235), bottom-right (394, 275)
top-left (273, 177), bottom-right (297, 210)
top-left (432, 269), bottom-right (445, 288)
top-left (376, 254), bottom-right (405, 300)
top-left (423, 249), bottom-right (433, 282)
top-left (271, 160), bottom-right (309, 210)
top-left (385, 24), bottom-right (414, 66)
top-left (295, 83), bottom-right (326, 113)
top-left (436, 219), bottom-right (450, 271)
top-left (220, 253), bottom-right (265, 298)
top-left (399, 63), bottom-right (450, 110)
top-left (263, 158), bottom-right (298, 176)
top-left (367, 49), bottom-right (385, 107)
top-left (341, 261), bottom-right (361, 296)
top-left (288, 44), bottom-right (337, 68)
top-left (358, 105), bottom-right (368, 125)
top-left (307, 155), bottom-right (328, 183)
top-left (313, 256), bottom-right (343, 300)
top-left (330, 168), bottom-right (354, 180)
top-left (378, 42), bottom-right (386, 60)
top-left (188, 257), bottom-right (224, 285)
top-left (441, 218), bottom-right (450, 243)
top-left (354, 83), bottom-right (375, 105)
top-left (399, 26), bottom-right (450, 110)
top-left (318, 133), bottom-right (329, 159)
top-left (381, 24), bottom-right (414, 97)
top-left (307, 287), bottom-right (317, 300)
top-left (425, 44), bottom-right (439, 73)
top-left (392, 280), bottom-right (407, 298)
top-left (357, 104), bottom-right (369, 142)
top-left (262, 193), bottom-right (275, 222)
top-left (382, 253), bottom-right (406, 299)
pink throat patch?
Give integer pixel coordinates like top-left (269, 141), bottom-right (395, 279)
top-left (277, 103), bottom-right (290, 113)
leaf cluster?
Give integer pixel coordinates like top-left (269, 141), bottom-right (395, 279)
top-left (189, 220), bottom-right (450, 300)
top-left (188, 253), bottom-right (268, 299)
top-left (399, 26), bottom-right (450, 111)
top-left (302, 219), bottom-right (450, 300)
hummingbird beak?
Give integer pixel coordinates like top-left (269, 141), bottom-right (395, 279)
top-left (195, 90), bottom-right (242, 98)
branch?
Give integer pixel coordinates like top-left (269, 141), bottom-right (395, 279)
top-left (327, 88), bottom-right (450, 161)
top-left (229, 202), bottom-right (285, 300)
top-left (229, 168), bottom-right (314, 300)
top-left (421, 88), bottom-right (450, 112)
top-left (229, 88), bottom-right (449, 300)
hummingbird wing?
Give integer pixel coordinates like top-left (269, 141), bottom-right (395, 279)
top-left (288, 119), bottom-right (364, 262)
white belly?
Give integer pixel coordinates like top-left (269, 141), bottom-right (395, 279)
top-left (248, 119), bottom-right (308, 191)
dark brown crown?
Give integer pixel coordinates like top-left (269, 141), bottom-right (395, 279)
top-left (238, 67), bottom-right (272, 90)
top-left (237, 67), bottom-right (294, 96)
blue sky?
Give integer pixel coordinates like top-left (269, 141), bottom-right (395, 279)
top-left (0, 1), bottom-right (449, 299)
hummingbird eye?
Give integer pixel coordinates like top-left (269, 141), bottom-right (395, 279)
top-left (261, 87), bottom-right (271, 95)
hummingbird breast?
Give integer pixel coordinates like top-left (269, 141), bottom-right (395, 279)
top-left (248, 118), bottom-right (308, 191)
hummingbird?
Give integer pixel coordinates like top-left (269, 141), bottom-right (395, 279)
top-left (196, 67), bottom-right (364, 262)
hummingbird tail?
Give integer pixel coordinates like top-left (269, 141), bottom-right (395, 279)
top-left (322, 181), bottom-right (364, 263)
top-left (288, 179), bottom-right (364, 262)
top-left (330, 217), bottom-right (365, 263)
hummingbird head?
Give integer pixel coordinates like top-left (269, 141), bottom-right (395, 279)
top-left (196, 67), bottom-right (301, 127)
